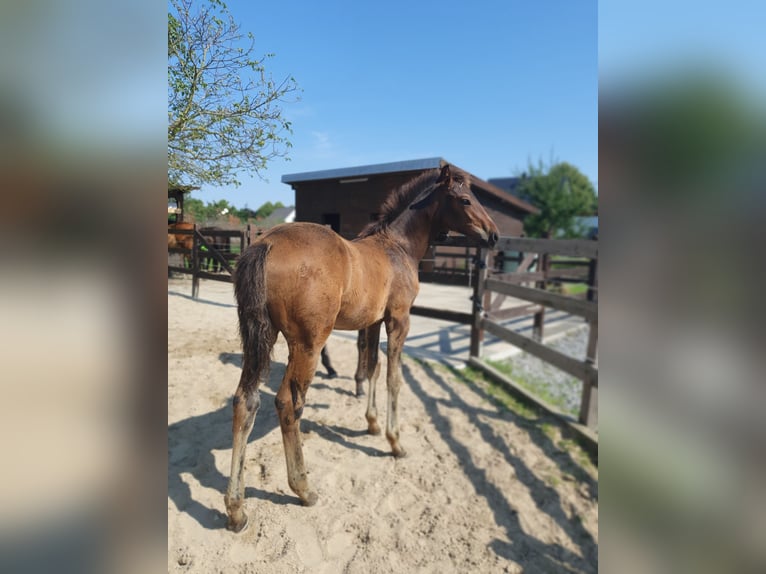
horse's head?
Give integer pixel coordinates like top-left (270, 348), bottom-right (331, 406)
top-left (411, 164), bottom-right (499, 247)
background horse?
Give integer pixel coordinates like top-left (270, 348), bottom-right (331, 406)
top-left (226, 164), bottom-right (498, 532)
top-left (168, 221), bottom-right (195, 267)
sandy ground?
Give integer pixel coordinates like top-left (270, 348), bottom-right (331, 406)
top-left (168, 278), bottom-right (598, 573)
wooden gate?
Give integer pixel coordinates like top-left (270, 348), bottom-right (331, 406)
top-left (412, 235), bottom-right (598, 437)
top-left (167, 224), bottom-right (260, 298)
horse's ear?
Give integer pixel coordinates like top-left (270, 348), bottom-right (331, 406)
top-left (436, 164), bottom-right (452, 185)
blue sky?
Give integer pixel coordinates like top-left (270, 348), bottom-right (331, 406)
top-left (190, 1), bottom-right (597, 208)
top-left (599, 0), bottom-right (766, 97)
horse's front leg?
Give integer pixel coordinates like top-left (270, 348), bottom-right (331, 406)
top-left (384, 313), bottom-right (410, 458)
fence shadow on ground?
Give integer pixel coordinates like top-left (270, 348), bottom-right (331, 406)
top-left (168, 288), bottom-right (236, 309)
top-left (402, 360), bottom-right (598, 573)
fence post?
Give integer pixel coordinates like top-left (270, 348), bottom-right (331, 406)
top-left (469, 246), bottom-right (488, 358)
top-left (579, 255), bottom-right (598, 426)
top-left (191, 224), bottom-right (200, 299)
top-left (532, 249), bottom-right (549, 341)
top-left (578, 321), bottom-right (599, 426)
top-left (587, 257), bottom-right (598, 303)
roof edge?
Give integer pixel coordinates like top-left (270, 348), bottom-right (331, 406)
top-left (282, 157), bottom-right (444, 184)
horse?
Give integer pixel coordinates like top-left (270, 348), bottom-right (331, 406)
top-left (168, 221), bottom-right (195, 268)
top-left (226, 164), bottom-right (498, 532)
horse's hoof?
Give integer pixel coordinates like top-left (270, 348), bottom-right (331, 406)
top-left (392, 446), bottom-right (408, 459)
top-left (355, 385), bottom-right (365, 397)
top-left (327, 370), bottom-right (338, 379)
top-left (300, 491), bottom-right (318, 507)
top-left (226, 513), bottom-right (249, 534)
top-left (367, 422), bottom-right (381, 435)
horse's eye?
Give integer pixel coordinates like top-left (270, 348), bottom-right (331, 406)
top-left (461, 198), bottom-right (471, 206)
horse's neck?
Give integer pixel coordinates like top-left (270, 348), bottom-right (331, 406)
top-left (388, 206), bottom-right (436, 262)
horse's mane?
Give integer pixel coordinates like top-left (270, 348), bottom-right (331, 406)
top-left (356, 167), bottom-right (467, 238)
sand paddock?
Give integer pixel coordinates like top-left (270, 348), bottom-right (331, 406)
top-left (168, 278), bottom-right (598, 573)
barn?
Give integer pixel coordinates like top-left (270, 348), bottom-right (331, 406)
top-left (281, 157), bottom-right (537, 239)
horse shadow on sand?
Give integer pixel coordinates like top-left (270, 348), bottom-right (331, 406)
top-left (168, 352), bottom-right (375, 531)
top-left (168, 356), bottom-right (291, 531)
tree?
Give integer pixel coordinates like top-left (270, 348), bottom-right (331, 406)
top-left (168, 0), bottom-right (299, 188)
top-left (516, 160), bottom-right (597, 238)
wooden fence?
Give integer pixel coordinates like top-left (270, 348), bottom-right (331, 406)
top-left (410, 235), bottom-right (598, 433)
top-left (168, 224), bottom-right (259, 298)
top-left (469, 237), bottom-right (598, 433)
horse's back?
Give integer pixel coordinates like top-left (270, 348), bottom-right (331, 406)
top-left (251, 223), bottom-right (353, 335)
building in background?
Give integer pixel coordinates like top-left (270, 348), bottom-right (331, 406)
top-left (282, 157), bottom-right (537, 239)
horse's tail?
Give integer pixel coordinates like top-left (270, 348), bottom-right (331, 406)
top-left (233, 242), bottom-right (276, 386)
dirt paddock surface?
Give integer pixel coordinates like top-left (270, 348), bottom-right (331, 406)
top-left (168, 278), bottom-right (598, 573)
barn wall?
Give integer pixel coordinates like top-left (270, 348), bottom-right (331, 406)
top-left (475, 190), bottom-right (526, 237)
top-left (294, 172), bottom-right (424, 238)
top-left (292, 170), bottom-right (530, 240)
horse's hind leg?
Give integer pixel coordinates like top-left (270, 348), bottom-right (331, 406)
top-left (224, 351), bottom-right (269, 532)
top-left (354, 329), bottom-right (367, 397)
top-left (276, 339), bottom-right (325, 506)
top-left (320, 346), bottom-right (338, 379)
top-left (362, 322), bottom-right (383, 434)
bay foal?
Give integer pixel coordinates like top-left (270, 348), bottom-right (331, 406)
top-left (226, 164), bottom-right (498, 532)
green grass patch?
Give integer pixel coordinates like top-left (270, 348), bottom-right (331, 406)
top-left (485, 359), bottom-right (579, 418)
top-left (561, 283), bottom-right (588, 296)
top-left (424, 360), bottom-right (541, 421)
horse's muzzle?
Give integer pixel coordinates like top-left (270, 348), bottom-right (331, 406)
top-left (488, 232), bottom-right (498, 248)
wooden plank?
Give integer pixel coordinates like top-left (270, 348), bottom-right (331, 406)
top-left (487, 304), bottom-right (541, 321)
top-left (198, 229), bottom-right (246, 237)
top-left (494, 237), bottom-right (598, 259)
top-left (430, 252), bottom-right (473, 259)
top-left (481, 318), bottom-right (598, 384)
top-left (410, 306), bottom-right (472, 325)
top-left (195, 231), bottom-right (235, 275)
top-left (467, 357), bottom-right (598, 453)
top-left (418, 271), bottom-right (471, 286)
top-left (546, 268), bottom-right (589, 280)
top-left (488, 271), bottom-right (545, 284)
top-left (549, 259), bottom-right (591, 267)
top-left (517, 254), bottom-right (537, 273)
top-left (489, 293), bottom-right (506, 311)
top-left (168, 227), bottom-right (195, 235)
top-left (485, 279), bottom-right (597, 321)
